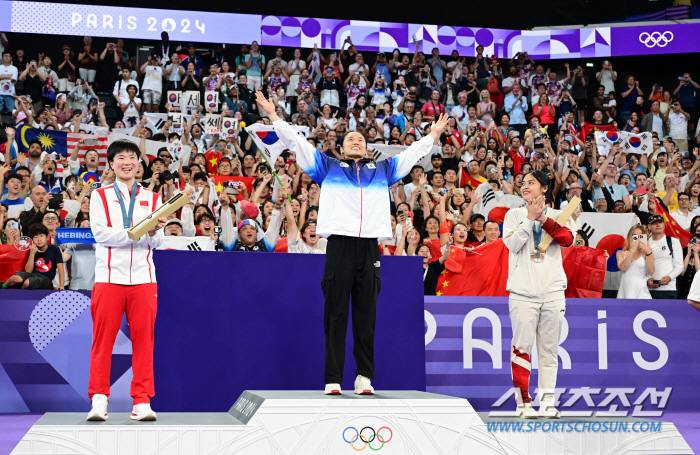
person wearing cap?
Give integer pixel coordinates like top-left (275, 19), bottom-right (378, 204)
top-left (180, 44), bottom-right (203, 77)
top-left (467, 213), bottom-right (486, 243)
top-left (646, 214), bottom-right (683, 299)
top-left (219, 188), bottom-right (283, 252)
top-left (164, 218), bottom-right (183, 236)
top-left (371, 52), bottom-right (392, 84)
top-left (425, 153), bottom-right (443, 182)
top-left (257, 91), bottom-right (449, 395)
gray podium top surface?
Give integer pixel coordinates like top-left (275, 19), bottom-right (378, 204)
top-left (243, 390), bottom-right (459, 400)
top-left (35, 413), bottom-right (244, 426)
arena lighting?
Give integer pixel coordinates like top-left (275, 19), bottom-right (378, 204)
top-left (586, 62), bottom-right (594, 67)
top-left (5, 1), bottom-right (700, 58)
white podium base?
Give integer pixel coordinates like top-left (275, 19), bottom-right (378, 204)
top-left (11, 391), bottom-right (693, 455)
top-left (11, 391), bottom-right (505, 455)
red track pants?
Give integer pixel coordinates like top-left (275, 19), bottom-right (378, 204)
top-left (88, 282), bottom-right (158, 405)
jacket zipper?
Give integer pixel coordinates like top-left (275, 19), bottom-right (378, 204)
top-left (356, 162), bottom-right (363, 237)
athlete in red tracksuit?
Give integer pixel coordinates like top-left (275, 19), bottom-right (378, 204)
top-left (86, 140), bottom-right (168, 422)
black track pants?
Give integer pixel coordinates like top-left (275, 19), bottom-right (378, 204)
top-left (321, 235), bottom-right (382, 384)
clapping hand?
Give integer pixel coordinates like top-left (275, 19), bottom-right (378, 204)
top-left (429, 113), bottom-right (449, 140)
top-left (526, 195), bottom-right (546, 222)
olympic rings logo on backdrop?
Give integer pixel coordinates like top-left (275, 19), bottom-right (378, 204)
top-left (639, 31), bottom-right (673, 48)
top-left (343, 426), bottom-right (392, 450)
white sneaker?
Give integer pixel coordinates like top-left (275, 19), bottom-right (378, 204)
top-left (354, 375), bottom-right (375, 395)
top-left (131, 403), bottom-right (157, 421)
top-left (516, 403), bottom-right (538, 419)
top-left (324, 383), bottom-right (342, 395)
top-left (539, 401), bottom-right (561, 419)
top-left (86, 394), bottom-right (108, 421)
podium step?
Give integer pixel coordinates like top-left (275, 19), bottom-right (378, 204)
top-left (12, 390), bottom-right (504, 454)
top-left (11, 391), bottom-right (693, 454)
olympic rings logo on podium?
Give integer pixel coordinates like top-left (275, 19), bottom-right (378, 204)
top-left (638, 31), bottom-right (673, 48)
top-left (343, 426), bottom-right (393, 450)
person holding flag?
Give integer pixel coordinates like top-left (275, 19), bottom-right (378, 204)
top-left (254, 91), bottom-right (448, 395)
top-left (502, 170), bottom-right (576, 419)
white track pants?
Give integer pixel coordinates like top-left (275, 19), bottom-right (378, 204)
top-left (509, 297), bottom-right (565, 405)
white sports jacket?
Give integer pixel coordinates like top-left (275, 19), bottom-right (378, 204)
top-left (273, 120), bottom-right (434, 240)
top-left (91, 180), bottom-right (164, 285)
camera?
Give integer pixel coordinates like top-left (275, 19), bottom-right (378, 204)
top-left (574, 239), bottom-right (585, 246)
top-left (213, 226), bottom-right (222, 235)
top-left (158, 170), bottom-right (174, 184)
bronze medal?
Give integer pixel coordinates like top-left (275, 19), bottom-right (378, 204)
top-left (530, 249), bottom-right (545, 263)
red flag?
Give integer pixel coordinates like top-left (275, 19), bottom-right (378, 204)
top-left (0, 245), bottom-right (29, 282)
top-left (204, 149), bottom-right (223, 174)
top-left (436, 240), bottom-right (607, 298)
top-left (212, 176), bottom-right (255, 201)
top-left (579, 122), bottom-right (616, 142)
top-left (654, 200), bottom-right (693, 248)
top-left (459, 168), bottom-right (486, 190)
top-left (561, 246), bottom-right (607, 298)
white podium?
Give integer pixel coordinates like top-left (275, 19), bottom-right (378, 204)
top-left (11, 391), bottom-right (692, 454)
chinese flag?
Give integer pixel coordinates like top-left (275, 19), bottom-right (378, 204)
top-left (579, 122), bottom-right (616, 142)
top-left (204, 149), bottom-right (222, 174)
top-left (0, 245), bottom-right (29, 282)
top-left (212, 176), bottom-right (255, 201)
top-left (459, 168), bottom-right (486, 190)
top-left (435, 239), bottom-right (607, 298)
top-left (654, 199), bottom-right (693, 248)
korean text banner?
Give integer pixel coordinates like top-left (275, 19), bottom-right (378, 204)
top-left (6, 1), bottom-right (700, 59)
top-left (425, 296), bottom-right (700, 413)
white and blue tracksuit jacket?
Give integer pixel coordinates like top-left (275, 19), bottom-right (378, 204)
top-left (273, 120), bottom-right (435, 240)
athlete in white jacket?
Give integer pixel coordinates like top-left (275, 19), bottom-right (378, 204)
top-left (86, 140), bottom-right (169, 422)
top-left (256, 92), bottom-right (449, 395)
top-left (502, 170), bottom-right (576, 419)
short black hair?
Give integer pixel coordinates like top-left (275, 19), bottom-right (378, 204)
top-left (484, 220), bottom-right (500, 231)
top-left (28, 223), bottom-right (49, 238)
top-left (410, 164), bottom-right (424, 174)
top-left (168, 132), bottom-right (181, 140)
top-left (255, 162), bottom-right (271, 173)
top-left (6, 173), bottom-right (22, 184)
top-left (193, 171), bottom-right (208, 182)
top-left (107, 140), bottom-right (140, 166)
top-left (431, 171), bottom-right (443, 180)
top-left (152, 133), bottom-right (167, 142)
top-left (182, 166), bottom-right (191, 175)
top-left (15, 165), bottom-right (30, 175)
top-left (28, 139), bottom-right (42, 149)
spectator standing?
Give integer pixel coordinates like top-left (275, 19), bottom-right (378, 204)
top-left (78, 36), bottom-right (98, 84)
top-left (616, 225), bottom-right (654, 299)
top-left (503, 84), bottom-right (528, 137)
top-left (665, 101), bottom-right (690, 153)
top-left (678, 224), bottom-right (700, 300)
top-left (674, 73), bottom-right (697, 125)
top-left (97, 42), bottom-right (120, 96)
top-left (181, 44), bottom-right (204, 77)
top-left (140, 54), bottom-right (164, 113)
top-left (244, 41), bottom-right (265, 92)
top-left (113, 67), bottom-right (139, 106)
top-left (57, 45), bottom-right (77, 92)
top-left (646, 215), bottom-right (683, 299)
top-left (164, 53), bottom-right (184, 91)
top-left (569, 65), bottom-right (588, 126)
top-left (641, 100), bottom-right (668, 138)
top-left (286, 49), bottom-right (306, 99)
top-left (0, 51), bottom-right (17, 114)
top-left (619, 75), bottom-right (642, 124)
top-left (19, 59), bottom-right (45, 113)
top-left (595, 61), bottom-right (617, 95)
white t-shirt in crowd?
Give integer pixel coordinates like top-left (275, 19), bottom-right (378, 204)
top-left (596, 70), bottom-right (617, 94)
top-left (0, 64), bottom-right (18, 96)
top-left (166, 64), bottom-right (183, 81)
top-left (122, 98), bottom-right (142, 119)
top-left (668, 112), bottom-right (688, 140)
top-left (142, 65), bottom-right (164, 92)
top-left (348, 63), bottom-right (369, 87)
top-left (647, 235), bottom-right (683, 292)
top-left (113, 79), bottom-right (139, 100)
top-left (502, 77), bottom-right (517, 91)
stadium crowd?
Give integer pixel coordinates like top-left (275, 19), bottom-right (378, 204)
top-left (0, 32), bottom-right (699, 300)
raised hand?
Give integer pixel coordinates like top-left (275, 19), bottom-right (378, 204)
top-left (429, 113), bottom-right (449, 140)
top-left (254, 91), bottom-right (276, 117)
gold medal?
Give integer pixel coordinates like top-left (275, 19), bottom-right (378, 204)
top-left (530, 249), bottom-right (545, 263)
